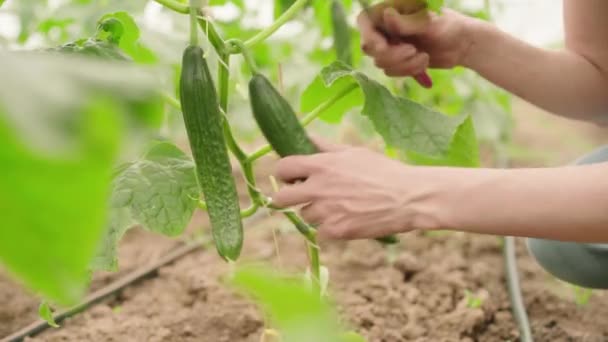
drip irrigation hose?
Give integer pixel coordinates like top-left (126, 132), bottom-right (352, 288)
top-left (1, 240), bottom-right (207, 342)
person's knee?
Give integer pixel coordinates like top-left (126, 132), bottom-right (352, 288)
top-left (527, 146), bottom-right (608, 289)
top-left (527, 238), bottom-right (608, 289)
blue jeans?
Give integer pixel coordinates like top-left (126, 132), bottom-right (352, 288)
top-left (527, 146), bottom-right (608, 289)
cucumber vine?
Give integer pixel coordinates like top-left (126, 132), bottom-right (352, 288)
top-left (165, 0), bottom-right (330, 295)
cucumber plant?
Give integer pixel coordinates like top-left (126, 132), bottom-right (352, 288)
top-left (0, 0), bottom-right (507, 339)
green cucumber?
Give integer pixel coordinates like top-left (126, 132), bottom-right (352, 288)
top-left (249, 73), bottom-right (317, 157)
top-left (179, 45), bottom-right (243, 261)
top-left (248, 73), bottom-right (398, 245)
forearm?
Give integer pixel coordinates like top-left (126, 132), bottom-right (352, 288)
top-left (463, 20), bottom-right (608, 122)
top-left (424, 164), bottom-right (608, 242)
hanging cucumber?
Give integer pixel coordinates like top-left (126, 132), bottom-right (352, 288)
top-left (248, 73), bottom-right (399, 245)
top-left (249, 73), bottom-right (317, 157)
top-left (179, 45), bottom-right (243, 261)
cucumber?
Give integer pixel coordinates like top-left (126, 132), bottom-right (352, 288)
top-left (249, 73), bottom-right (317, 157)
top-left (331, 0), bottom-right (352, 66)
top-left (248, 73), bottom-right (399, 245)
top-left (180, 45), bottom-right (243, 261)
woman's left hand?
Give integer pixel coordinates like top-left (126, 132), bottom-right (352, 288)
top-left (271, 139), bottom-right (441, 240)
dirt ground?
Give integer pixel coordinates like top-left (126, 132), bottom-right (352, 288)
top-left (2, 99), bottom-right (608, 342)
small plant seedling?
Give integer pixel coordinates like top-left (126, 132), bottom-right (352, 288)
top-left (464, 289), bottom-right (484, 309)
top-left (571, 285), bottom-right (593, 306)
top-left (38, 301), bottom-right (60, 328)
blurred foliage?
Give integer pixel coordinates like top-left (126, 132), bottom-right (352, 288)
top-left (231, 265), bottom-right (368, 342)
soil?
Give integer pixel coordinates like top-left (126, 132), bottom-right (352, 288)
top-left (2, 99), bottom-right (608, 342)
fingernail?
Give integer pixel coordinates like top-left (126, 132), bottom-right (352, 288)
top-left (414, 73), bottom-right (433, 88)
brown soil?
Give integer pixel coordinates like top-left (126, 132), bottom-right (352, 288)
top-left (10, 220), bottom-right (608, 342)
top-left (2, 99), bottom-right (608, 342)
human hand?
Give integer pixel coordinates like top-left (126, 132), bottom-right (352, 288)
top-left (357, 6), bottom-right (477, 77)
top-left (271, 139), bottom-right (441, 240)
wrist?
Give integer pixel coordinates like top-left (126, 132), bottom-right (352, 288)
top-left (397, 167), bottom-right (461, 233)
top-left (460, 16), bottom-right (498, 70)
top-left (405, 167), bottom-right (503, 234)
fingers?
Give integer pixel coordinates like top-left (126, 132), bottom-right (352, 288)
top-left (272, 183), bottom-right (316, 208)
top-left (372, 44), bottom-right (417, 69)
top-left (357, 11), bottom-right (388, 55)
top-left (383, 52), bottom-right (430, 77)
top-left (383, 7), bottom-right (431, 36)
top-left (275, 155), bottom-right (319, 184)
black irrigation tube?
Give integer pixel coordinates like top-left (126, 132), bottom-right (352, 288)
top-left (1, 240), bottom-right (207, 342)
top-left (0, 210), bottom-right (271, 342)
top-left (504, 236), bottom-right (534, 342)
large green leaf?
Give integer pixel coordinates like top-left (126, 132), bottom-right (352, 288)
top-left (93, 142), bottom-right (199, 271)
top-left (0, 99), bottom-right (121, 306)
top-left (301, 62), bottom-right (479, 165)
top-left (0, 50), bottom-right (163, 306)
top-left (406, 116), bottom-right (480, 167)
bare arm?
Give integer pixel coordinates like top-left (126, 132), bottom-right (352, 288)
top-left (464, 0), bottom-right (608, 121)
top-left (358, 1), bottom-right (608, 122)
top-left (272, 142), bottom-right (608, 243)
top-left (436, 163), bottom-right (608, 242)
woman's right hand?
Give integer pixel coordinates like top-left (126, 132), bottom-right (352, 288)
top-left (357, 6), bottom-right (479, 77)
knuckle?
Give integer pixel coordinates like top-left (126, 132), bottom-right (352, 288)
top-left (332, 225), bottom-right (351, 239)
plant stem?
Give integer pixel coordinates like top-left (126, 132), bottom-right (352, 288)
top-left (300, 83), bottom-right (358, 125)
top-left (218, 54), bottom-right (247, 161)
top-left (226, 39), bottom-right (259, 75)
top-left (244, 0), bottom-right (308, 49)
top-left (160, 92), bottom-right (181, 111)
top-left (247, 83), bottom-right (358, 162)
top-left (308, 234), bottom-right (321, 296)
top-left (154, 0), bottom-right (188, 13)
top-left (280, 210), bottom-right (316, 243)
top-left (197, 16), bottom-right (226, 55)
top-left (218, 53), bottom-right (264, 209)
top-left (189, 1), bottom-right (199, 45)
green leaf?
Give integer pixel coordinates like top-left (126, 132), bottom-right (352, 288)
top-left (406, 116), bottom-right (480, 167)
top-left (300, 74), bottom-right (363, 123)
top-left (49, 38), bottom-right (131, 61)
top-left (0, 50), bottom-right (163, 306)
top-left (93, 142), bottom-right (199, 271)
top-left (231, 265), bottom-right (343, 342)
top-left (97, 12), bottom-right (157, 64)
top-left (38, 301), bottom-right (60, 328)
top-left (0, 50), bottom-right (163, 154)
top-left (426, 0), bottom-right (444, 13)
top-left (303, 62), bottom-right (479, 162)
top-left (0, 99), bottom-right (120, 306)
